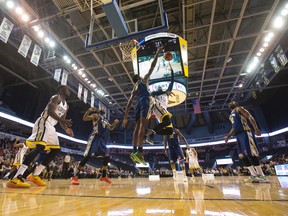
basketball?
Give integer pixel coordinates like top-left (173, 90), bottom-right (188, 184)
top-left (163, 51), bottom-right (173, 61)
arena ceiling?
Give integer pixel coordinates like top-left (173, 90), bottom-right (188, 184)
top-left (0, 0), bottom-right (288, 122)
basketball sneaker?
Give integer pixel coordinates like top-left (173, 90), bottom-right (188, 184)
top-left (100, 176), bottom-right (112, 184)
top-left (129, 152), bottom-right (139, 163)
top-left (244, 176), bottom-right (261, 183)
top-left (133, 151), bottom-right (147, 166)
top-left (148, 129), bottom-right (156, 136)
top-left (7, 176), bottom-right (30, 188)
top-left (258, 176), bottom-right (270, 183)
top-left (145, 135), bottom-right (154, 145)
top-left (70, 176), bottom-right (80, 185)
top-left (27, 174), bottom-right (46, 186)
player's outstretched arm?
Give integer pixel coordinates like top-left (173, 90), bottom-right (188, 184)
top-left (143, 46), bottom-right (164, 84)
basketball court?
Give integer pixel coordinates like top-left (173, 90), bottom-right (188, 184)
top-left (0, 176), bottom-right (287, 215)
top-left (1, 0), bottom-right (288, 216)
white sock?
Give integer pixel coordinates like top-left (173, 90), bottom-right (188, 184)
top-left (246, 166), bottom-right (257, 176)
top-left (254, 165), bottom-right (265, 176)
top-left (33, 164), bottom-right (46, 176)
top-left (14, 164), bottom-right (28, 178)
top-left (173, 169), bottom-right (176, 176)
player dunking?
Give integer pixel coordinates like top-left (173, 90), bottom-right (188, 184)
top-left (164, 128), bottom-right (190, 181)
top-left (71, 107), bottom-right (119, 185)
top-left (225, 101), bottom-right (269, 183)
top-left (146, 63), bottom-right (175, 144)
top-left (7, 85), bottom-right (74, 188)
top-left (122, 46), bottom-right (164, 165)
top-left (186, 148), bottom-right (202, 179)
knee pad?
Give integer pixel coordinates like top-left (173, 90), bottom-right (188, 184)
top-left (103, 156), bottom-right (110, 166)
top-left (241, 156), bottom-right (252, 167)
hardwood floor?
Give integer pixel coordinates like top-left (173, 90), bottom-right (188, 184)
top-left (0, 176), bottom-right (287, 215)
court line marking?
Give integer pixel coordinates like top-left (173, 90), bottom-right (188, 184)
top-left (0, 191), bottom-right (287, 202)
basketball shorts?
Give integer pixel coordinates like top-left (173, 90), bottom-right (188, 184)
top-left (26, 117), bottom-right (60, 150)
top-left (135, 96), bottom-right (153, 121)
top-left (84, 134), bottom-right (108, 157)
top-left (168, 144), bottom-right (184, 163)
top-left (236, 130), bottom-right (259, 158)
top-left (13, 144), bottom-right (29, 167)
top-left (189, 160), bottom-right (200, 169)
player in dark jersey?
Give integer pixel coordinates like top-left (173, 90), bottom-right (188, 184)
top-left (225, 101), bottom-right (269, 183)
top-left (164, 128), bottom-right (190, 181)
top-left (7, 85), bottom-right (74, 188)
top-left (71, 107), bottom-right (119, 185)
top-left (122, 46), bottom-right (164, 165)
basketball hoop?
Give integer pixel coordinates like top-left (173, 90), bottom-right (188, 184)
top-left (119, 39), bottom-right (140, 62)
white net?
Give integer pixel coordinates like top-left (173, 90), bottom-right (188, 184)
top-left (119, 39), bottom-right (140, 62)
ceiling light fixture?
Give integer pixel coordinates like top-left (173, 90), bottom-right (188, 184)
top-left (273, 16), bottom-right (284, 28)
top-left (49, 41), bottom-right (55, 47)
top-left (37, 31), bottom-right (44, 38)
top-left (32, 25), bottom-right (40, 32)
top-left (6, 1), bottom-right (15, 9)
top-left (15, 7), bottom-right (23, 15)
top-left (44, 37), bottom-right (50, 43)
top-left (21, 14), bottom-right (29, 22)
top-left (246, 56), bottom-right (259, 73)
top-left (263, 43), bottom-right (269, 47)
top-left (281, 9), bottom-right (288, 16)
